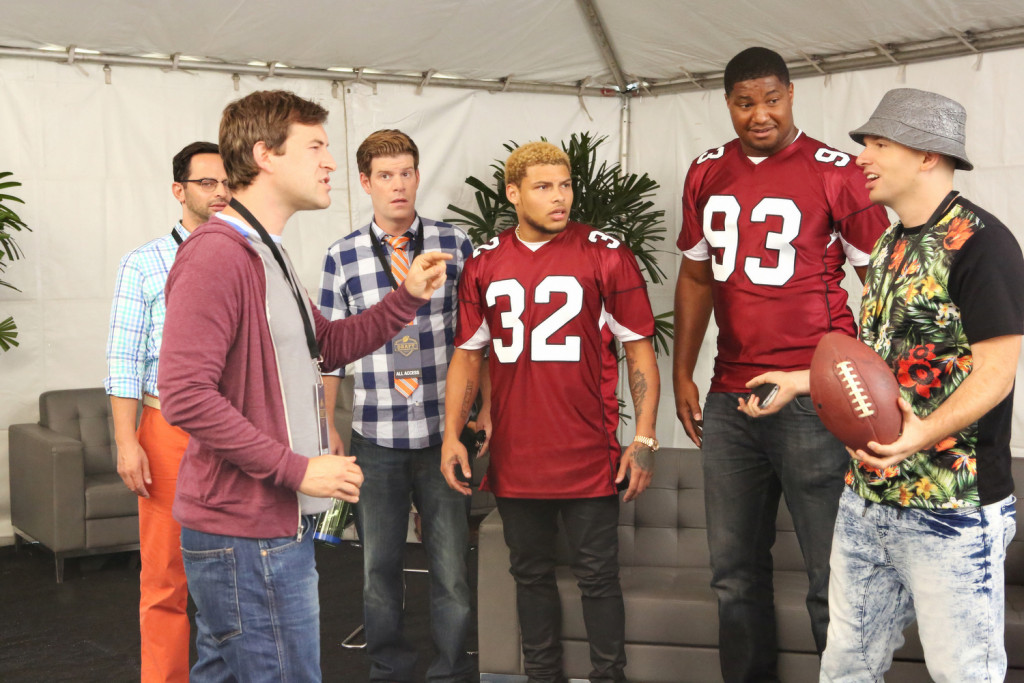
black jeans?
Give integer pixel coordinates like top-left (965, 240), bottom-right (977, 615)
top-left (496, 495), bottom-right (626, 683)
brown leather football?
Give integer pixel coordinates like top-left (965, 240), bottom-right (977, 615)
top-left (809, 332), bottom-right (902, 453)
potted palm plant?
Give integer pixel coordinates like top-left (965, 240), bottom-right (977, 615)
top-left (0, 171), bottom-right (31, 352)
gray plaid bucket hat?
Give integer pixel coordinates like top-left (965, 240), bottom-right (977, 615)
top-left (849, 88), bottom-right (973, 171)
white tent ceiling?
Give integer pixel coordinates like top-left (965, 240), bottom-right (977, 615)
top-left (3, 0), bottom-right (1024, 95)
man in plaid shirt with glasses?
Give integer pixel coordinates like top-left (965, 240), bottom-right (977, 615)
top-left (105, 141), bottom-right (229, 683)
top-left (318, 129), bottom-right (477, 683)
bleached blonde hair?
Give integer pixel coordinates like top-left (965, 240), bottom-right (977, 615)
top-left (505, 141), bottom-right (570, 187)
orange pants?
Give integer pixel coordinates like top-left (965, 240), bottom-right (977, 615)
top-left (136, 405), bottom-right (190, 683)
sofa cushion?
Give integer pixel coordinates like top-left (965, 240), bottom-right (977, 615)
top-left (86, 515), bottom-right (140, 549)
top-left (617, 449), bottom-right (808, 573)
top-left (39, 388), bottom-right (116, 476)
top-left (85, 473), bottom-right (139, 519)
top-left (556, 565), bottom-right (820, 654)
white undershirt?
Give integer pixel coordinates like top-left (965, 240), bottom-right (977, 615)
top-left (515, 227), bottom-right (549, 252)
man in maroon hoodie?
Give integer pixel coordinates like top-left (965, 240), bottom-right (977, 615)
top-left (158, 90), bottom-right (450, 682)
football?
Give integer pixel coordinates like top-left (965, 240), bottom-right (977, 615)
top-left (809, 332), bottom-right (902, 454)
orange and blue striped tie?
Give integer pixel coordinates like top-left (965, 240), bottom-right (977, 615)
top-left (386, 235), bottom-right (418, 397)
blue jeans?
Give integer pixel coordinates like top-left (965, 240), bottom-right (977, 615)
top-left (702, 392), bottom-right (849, 682)
top-left (180, 515), bottom-right (321, 683)
top-left (351, 431), bottom-right (474, 683)
top-left (821, 488), bottom-right (1016, 682)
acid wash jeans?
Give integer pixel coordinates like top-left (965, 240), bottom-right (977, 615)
top-left (821, 487), bottom-right (1016, 682)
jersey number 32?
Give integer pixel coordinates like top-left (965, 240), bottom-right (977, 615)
top-left (485, 276), bottom-right (583, 363)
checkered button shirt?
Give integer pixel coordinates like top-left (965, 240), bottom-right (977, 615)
top-left (318, 217), bottom-right (473, 449)
top-left (105, 223), bottom-right (189, 399)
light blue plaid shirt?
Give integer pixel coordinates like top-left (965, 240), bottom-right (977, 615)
top-left (105, 223), bottom-right (189, 399)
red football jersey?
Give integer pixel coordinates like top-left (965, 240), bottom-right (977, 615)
top-left (677, 132), bottom-right (889, 392)
top-left (457, 222), bottom-right (655, 498)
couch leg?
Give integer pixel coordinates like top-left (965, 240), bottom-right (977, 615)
top-left (55, 555), bottom-right (65, 584)
top-left (14, 533), bottom-right (23, 551)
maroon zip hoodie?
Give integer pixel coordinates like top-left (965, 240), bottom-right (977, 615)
top-left (159, 219), bottom-right (425, 538)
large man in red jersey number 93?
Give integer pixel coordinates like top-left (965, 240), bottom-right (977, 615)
top-left (672, 47), bottom-right (889, 682)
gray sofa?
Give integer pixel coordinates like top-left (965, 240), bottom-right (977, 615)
top-left (8, 388), bottom-right (140, 582)
top-left (478, 447), bottom-right (1024, 682)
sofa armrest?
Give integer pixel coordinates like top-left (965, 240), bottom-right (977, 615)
top-left (477, 507), bottom-right (524, 675)
top-left (8, 423), bottom-right (87, 551)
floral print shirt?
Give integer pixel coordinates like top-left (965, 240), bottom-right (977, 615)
top-left (853, 198), bottom-right (1023, 508)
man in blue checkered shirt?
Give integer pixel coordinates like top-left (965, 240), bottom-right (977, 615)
top-left (318, 129), bottom-right (477, 682)
top-left (105, 141), bottom-right (229, 682)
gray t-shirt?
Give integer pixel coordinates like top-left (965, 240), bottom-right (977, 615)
top-left (229, 220), bottom-right (330, 515)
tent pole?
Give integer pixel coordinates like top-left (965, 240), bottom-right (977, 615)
top-left (339, 83), bottom-right (356, 239)
top-left (649, 24), bottom-right (1024, 95)
top-left (619, 95), bottom-right (630, 175)
top-left (575, 0), bottom-right (628, 93)
top-left (0, 45), bottom-right (614, 99)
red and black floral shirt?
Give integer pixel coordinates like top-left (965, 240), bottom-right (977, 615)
top-left (854, 197), bottom-right (1024, 508)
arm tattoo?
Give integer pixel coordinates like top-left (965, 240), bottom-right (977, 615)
top-left (629, 366), bottom-right (648, 421)
top-left (459, 380), bottom-right (477, 425)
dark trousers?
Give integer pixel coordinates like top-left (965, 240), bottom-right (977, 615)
top-left (351, 432), bottom-right (474, 683)
top-left (702, 392), bottom-right (849, 682)
top-left (496, 495), bottom-right (626, 683)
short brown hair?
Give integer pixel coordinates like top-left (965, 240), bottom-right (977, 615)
top-left (356, 129), bottom-right (419, 177)
top-left (219, 90), bottom-right (329, 189)
top-left (504, 141), bottom-right (570, 187)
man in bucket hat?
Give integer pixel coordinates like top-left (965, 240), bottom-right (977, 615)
top-left (821, 88), bottom-right (1024, 681)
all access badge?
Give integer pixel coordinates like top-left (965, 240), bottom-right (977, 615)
top-left (392, 323), bottom-right (422, 399)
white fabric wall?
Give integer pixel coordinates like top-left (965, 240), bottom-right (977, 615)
top-left (2, 48), bottom-right (1023, 543)
top-left (0, 57), bottom-right (622, 542)
top-left (631, 48), bottom-right (1024, 455)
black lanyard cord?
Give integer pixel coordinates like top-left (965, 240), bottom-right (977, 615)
top-left (228, 198), bottom-right (321, 363)
top-left (895, 190), bottom-right (961, 240)
top-left (170, 226), bottom-right (184, 246)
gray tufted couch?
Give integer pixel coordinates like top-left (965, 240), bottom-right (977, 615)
top-left (477, 448), bottom-right (1024, 682)
top-left (8, 388), bottom-right (140, 582)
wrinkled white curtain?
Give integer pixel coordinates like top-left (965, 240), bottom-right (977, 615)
top-left (0, 58), bottom-right (622, 540)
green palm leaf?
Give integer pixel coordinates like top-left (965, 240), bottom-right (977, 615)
top-left (0, 316), bottom-right (19, 351)
top-left (0, 171), bottom-right (31, 352)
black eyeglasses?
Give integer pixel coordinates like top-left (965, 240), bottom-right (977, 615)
top-left (181, 178), bottom-right (229, 191)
